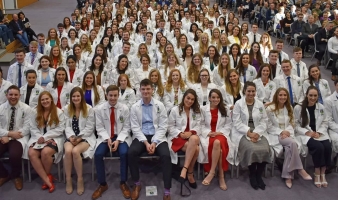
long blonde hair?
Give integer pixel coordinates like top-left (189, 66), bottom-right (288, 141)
top-left (163, 53), bottom-right (180, 78)
top-left (68, 87), bottom-right (89, 118)
top-left (211, 28), bottom-right (221, 50)
top-left (225, 69), bottom-right (241, 96)
top-left (187, 53), bottom-right (204, 84)
top-left (267, 88), bottom-right (294, 127)
top-left (218, 53), bottom-right (231, 79)
top-left (49, 45), bottom-right (63, 67)
top-left (80, 34), bottom-right (93, 53)
top-left (149, 69), bottom-right (164, 97)
top-left (36, 91), bottom-right (60, 128)
top-left (165, 69), bottom-right (186, 92)
top-left (199, 33), bottom-right (209, 56)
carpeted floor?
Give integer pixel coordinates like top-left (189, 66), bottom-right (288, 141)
top-left (0, 0), bottom-right (337, 200)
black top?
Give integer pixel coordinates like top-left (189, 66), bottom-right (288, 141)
top-left (233, 94), bottom-right (241, 104)
top-left (307, 105), bottom-right (316, 131)
top-left (25, 84), bottom-right (34, 105)
top-left (121, 89), bottom-right (125, 96)
top-left (283, 18), bottom-right (293, 33)
top-left (72, 115), bottom-right (80, 136)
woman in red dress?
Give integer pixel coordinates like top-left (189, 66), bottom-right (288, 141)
top-left (168, 89), bottom-right (201, 191)
top-left (199, 89), bottom-right (232, 190)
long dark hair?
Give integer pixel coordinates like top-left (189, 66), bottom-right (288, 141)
top-left (235, 53), bottom-right (250, 76)
top-left (89, 54), bottom-right (104, 73)
top-left (182, 44), bottom-right (193, 61)
top-left (300, 86), bottom-right (318, 127)
top-left (116, 54), bottom-right (129, 74)
top-left (209, 89), bottom-right (227, 117)
top-left (249, 42), bottom-right (264, 66)
top-left (206, 45), bottom-right (220, 66)
top-left (178, 89), bottom-right (201, 115)
top-left (52, 67), bottom-right (69, 88)
top-left (307, 64), bottom-right (321, 86)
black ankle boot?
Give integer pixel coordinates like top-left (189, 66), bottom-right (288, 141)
top-left (256, 163), bottom-right (266, 190)
top-left (249, 173), bottom-right (258, 190)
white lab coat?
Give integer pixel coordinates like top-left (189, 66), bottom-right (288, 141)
top-left (277, 51), bottom-right (289, 65)
top-left (95, 102), bottom-right (132, 148)
top-left (247, 32), bottom-right (261, 46)
top-left (25, 52), bottom-right (43, 70)
top-left (86, 69), bottom-right (112, 89)
top-left (219, 82), bottom-right (244, 108)
top-left (199, 105), bottom-right (235, 165)
top-left (36, 68), bottom-right (56, 87)
top-left (324, 92), bottom-right (338, 153)
top-left (64, 66), bottom-right (84, 87)
top-left (229, 55), bottom-right (240, 69)
top-left (238, 65), bottom-right (257, 83)
top-left (253, 78), bottom-right (277, 103)
top-left (228, 35), bottom-right (240, 46)
top-left (266, 104), bottom-right (300, 154)
top-left (7, 61), bottom-right (34, 87)
top-left (0, 79), bottom-right (13, 104)
top-left (192, 83), bottom-right (218, 105)
top-left (302, 79), bottom-right (331, 101)
top-left (85, 85), bottom-right (106, 108)
top-left (159, 65), bottom-right (186, 85)
top-left (64, 105), bottom-right (96, 158)
top-left (27, 108), bottom-right (65, 163)
top-left (19, 83), bottom-right (44, 108)
top-left (212, 67), bottom-right (227, 87)
top-left (293, 103), bottom-right (330, 156)
top-left (118, 87), bottom-right (136, 109)
top-left (168, 106), bottom-right (201, 164)
top-left (110, 68), bottom-right (135, 88)
top-left (273, 74), bottom-right (304, 104)
top-left (45, 82), bottom-right (74, 109)
top-left (163, 86), bottom-right (188, 113)
top-left (0, 101), bottom-right (31, 158)
top-left (290, 58), bottom-right (308, 82)
top-left (130, 99), bottom-right (168, 146)
top-left (133, 67), bottom-right (154, 90)
top-left (231, 98), bottom-right (269, 165)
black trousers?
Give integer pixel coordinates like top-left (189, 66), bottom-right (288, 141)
top-left (331, 54), bottom-right (338, 75)
top-left (128, 135), bottom-right (172, 188)
top-left (299, 37), bottom-right (314, 52)
top-left (315, 43), bottom-right (327, 60)
top-left (0, 140), bottom-right (23, 179)
top-left (307, 138), bottom-right (332, 168)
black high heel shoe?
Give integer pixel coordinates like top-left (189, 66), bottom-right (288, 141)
top-left (178, 167), bottom-right (191, 197)
top-left (187, 171), bottom-right (197, 189)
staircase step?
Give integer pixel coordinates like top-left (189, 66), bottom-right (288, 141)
top-left (0, 49), bottom-right (6, 58)
top-left (0, 53), bottom-right (16, 65)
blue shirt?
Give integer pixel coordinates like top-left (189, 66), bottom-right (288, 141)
top-left (85, 90), bottom-right (92, 106)
top-left (141, 99), bottom-right (155, 135)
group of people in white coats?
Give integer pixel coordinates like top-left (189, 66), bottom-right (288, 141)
top-left (2, 0), bottom-right (338, 199)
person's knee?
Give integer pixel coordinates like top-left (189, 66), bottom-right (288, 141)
top-left (71, 147), bottom-right (82, 157)
top-left (214, 139), bottom-right (221, 148)
top-left (189, 135), bottom-right (200, 144)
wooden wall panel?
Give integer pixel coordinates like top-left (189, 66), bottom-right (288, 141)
top-left (17, 0), bottom-right (38, 8)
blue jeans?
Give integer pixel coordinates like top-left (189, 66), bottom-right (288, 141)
top-left (16, 31), bottom-right (29, 46)
top-left (0, 25), bottom-right (14, 45)
top-left (94, 137), bottom-right (129, 184)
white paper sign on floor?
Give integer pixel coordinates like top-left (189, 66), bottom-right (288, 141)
top-left (146, 186), bottom-right (157, 196)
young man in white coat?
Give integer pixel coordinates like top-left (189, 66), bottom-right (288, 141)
top-left (37, 33), bottom-right (51, 56)
top-left (0, 85), bottom-right (31, 190)
top-left (274, 60), bottom-right (304, 106)
top-left (289, 47), bottom-right (308, 83)
top-left (128, 79), bottom-right (172, 200)
top-left (7, 48), bottom-right (34, 88)
top-left (275, 39), bottom-right (289, 65)
top-left (19, 69), bottom-right (44, 108)
top-left (92, 85), bottom-right (132, 200)
top-left (24, 41), bottom-right (43, 70)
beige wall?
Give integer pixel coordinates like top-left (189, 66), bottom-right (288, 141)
top-left (17, 0), bottom-right (38, 9)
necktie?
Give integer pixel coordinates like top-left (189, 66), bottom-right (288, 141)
top-left (216, 18), bottom-right (218, 25)
top-left (279, 53), bottom-right (282, 64)
top-left (31, 53), bottom-right (35, 65)
top-left (254, 34), bottom-right (256, 43)
top-left (315, 82), bottom-right (323, 104)
top-left (243, 68), bottom-right (247, 83)
top-left (40, 46), bottom-right (44, 54)
top-left (143, 35), bottom-right (146, 42)
top-left (59, 32), bottom-right (62, 38)
top-left (9, 107), bottom-right (16, 131)
top-left (110, 107), bottom-right (115, 138)
top-left (287, 77), bottom-right (294, 105)
top-left (210, 29), bottom-right (213, 36)
top-left (296, 63), bottom-right (300, 77)
top-left (18, 63), bottom-right (22, 88)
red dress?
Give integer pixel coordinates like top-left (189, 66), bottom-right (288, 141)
top-left (56, 85), bottom-right (63, 109)
top-left (171, 117), bottom-right (196, 152)
top-left (204, 108), bottom-right (229, 172)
